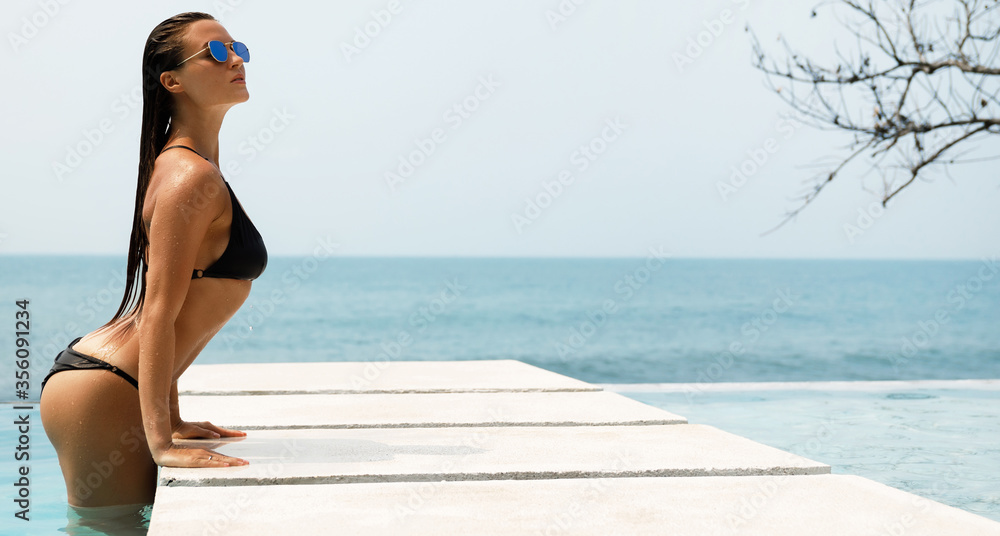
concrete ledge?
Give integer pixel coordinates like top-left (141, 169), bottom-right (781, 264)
top-left (149, 474), bottom-right (1000, 535)
top-left (152, 361), bottom-right (1000, 534)
top-left (159, 424), bottom-right (829, 487)
top-left (178, 360), bottom-right (598, 395)
top-left (178, 391), bottom-right (688, 429)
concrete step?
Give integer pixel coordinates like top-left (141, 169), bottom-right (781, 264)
top-left (153, 362), bottom-right (1000, 534)
top-left (178, 391), bottom-right (687, 429)
top-left (159, 424), bottom-right (829, 487)
top-left (178, 360), bottom-right (597, 395)
top-left (149, 474), bottom-right (1000, 536)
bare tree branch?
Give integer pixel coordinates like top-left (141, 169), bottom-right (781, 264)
top-left (747, 0), bottom-right (1000, 235)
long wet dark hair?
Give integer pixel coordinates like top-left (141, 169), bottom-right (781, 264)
top-left (100, 12), bottom-right (216, 337)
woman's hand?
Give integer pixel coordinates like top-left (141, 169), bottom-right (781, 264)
top-left (153, 443), bottom-right (249, 468)
top-left (152, 420), bottom-right (250, 467)
top-left (172, 419), bottom-right (247, 440)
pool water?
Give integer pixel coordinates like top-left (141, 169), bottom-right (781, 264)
top-left (1, 405), bottom-right (152, 535)
top-left (610, 382), bottom-right (1000, 523)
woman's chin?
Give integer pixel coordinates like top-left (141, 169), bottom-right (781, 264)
top-left (226, 90), bottom-right (250, 105)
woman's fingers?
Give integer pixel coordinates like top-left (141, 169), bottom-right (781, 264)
top-left (159, 446), bottom-right (249, 468)
top-left (196, 420), bottom-right (247, 437)
top-left (174, 425), bottom-right (219, 439)
top-left (205, 450), bottom-right (250, 466)
top-left (173, 420), bottom-right (247, 439)
top-left (201, 453), bottom-right (232, 467)
top-left (200, 448), bottom-right (249, 467)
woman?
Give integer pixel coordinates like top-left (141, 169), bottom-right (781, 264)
top-left (40, 11), bottom-right (264, 516)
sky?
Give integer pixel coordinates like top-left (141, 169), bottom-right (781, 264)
top-left (1, 0), bottom-right (998, 259)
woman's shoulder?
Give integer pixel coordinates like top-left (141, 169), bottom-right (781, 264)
top-left (146, 154), bottom-right (228, 226)
top-left (150, 151), bottom-right (226, 204)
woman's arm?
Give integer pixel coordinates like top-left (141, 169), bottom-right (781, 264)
top-left (139, 166), bottom-right (244, 467)
top-left (170, 380), bottom-right (181, 430)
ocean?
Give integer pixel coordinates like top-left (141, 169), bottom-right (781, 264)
top-left (2, 255), bottom-right (998, 396)
top-left (3, 255), bottom-right (1000, 526)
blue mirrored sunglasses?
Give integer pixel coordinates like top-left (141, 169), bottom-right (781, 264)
top-left (175, 41), bottom-right (249, 68)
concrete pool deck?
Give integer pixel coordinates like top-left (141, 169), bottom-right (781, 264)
top-left (148, 360), bottom-right (1000, 535)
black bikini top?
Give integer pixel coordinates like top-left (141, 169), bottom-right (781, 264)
top-left (157, 145), bottom-right (268, 281)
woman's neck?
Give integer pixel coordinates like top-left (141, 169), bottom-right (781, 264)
top-left (165, 103), bottom-right (229, 166)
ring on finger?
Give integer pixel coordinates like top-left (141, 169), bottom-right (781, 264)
top-left (208, 455), bottom-right (213, 460)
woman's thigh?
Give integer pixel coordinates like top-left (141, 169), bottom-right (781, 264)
top-left (40, 369), bottom-right (158, 507)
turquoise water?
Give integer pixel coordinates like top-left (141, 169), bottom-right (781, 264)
top-left (3, 406), bottom-right (65, 534)
top-left (611, 383), bottom-right (1000, 523)
top-left (1, 256), bottom-right (998, 531)
top-left (3, 256), bottom-right (1000, 390)
top-left (0, 404), bottom-right (153, 535)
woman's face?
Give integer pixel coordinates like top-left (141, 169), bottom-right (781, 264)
top-left (168, 20), bottom-right (249, 107)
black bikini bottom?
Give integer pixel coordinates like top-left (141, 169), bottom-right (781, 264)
top-left (40, 337), bottom-right (139, 394)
